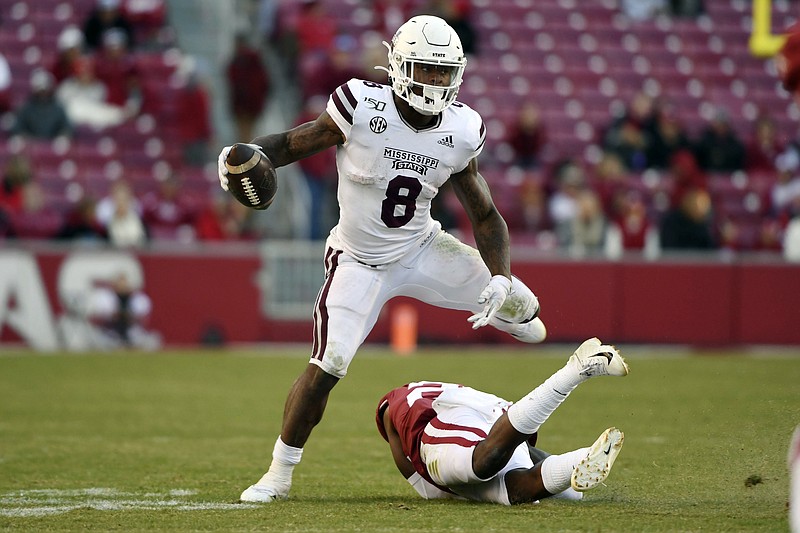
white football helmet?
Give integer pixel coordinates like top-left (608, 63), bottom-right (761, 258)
top-left (377, 15), bottom-right (466, 115)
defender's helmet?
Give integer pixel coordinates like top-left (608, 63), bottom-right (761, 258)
top-left (378, 15), bottom-right (466, 115)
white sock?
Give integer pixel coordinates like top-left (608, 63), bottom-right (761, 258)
top-left (507, 364), bottom-right (583, 435)
top-left (551, 487), bottom-right (584, 501)
top-left (540, 448), bottom-right (588, 494)
top-left (256, 436), bottom-right (303, 488)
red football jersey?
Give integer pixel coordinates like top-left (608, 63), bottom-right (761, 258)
top-left (376, 381), bottom-right (464, 490)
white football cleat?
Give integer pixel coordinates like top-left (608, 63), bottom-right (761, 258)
top-left (569, 337), bottom-right (629, 378)
top-left (571, 427), bottom-right (624, 491)
top-left (501, 317), bottom-right (547, 343)
top-left (239, 483), bottom-right (289, 503)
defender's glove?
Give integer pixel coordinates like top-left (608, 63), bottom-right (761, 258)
top-left (217, 143), bottom-right (265, 191)
top-left (467, 275), bottom-right (512, 329)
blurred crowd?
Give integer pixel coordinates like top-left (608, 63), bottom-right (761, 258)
top-left (1, 0), bottom-right (799, 260)
top-left (489, 90), bottom-right (800, 258)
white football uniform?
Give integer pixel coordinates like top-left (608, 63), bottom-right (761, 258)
top-left (311, 79), bottom-right (540, 378)
top-left (327, 78), bottom-right (484, 265)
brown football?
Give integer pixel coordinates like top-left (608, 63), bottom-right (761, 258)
top-left (225, 143), bottom-right (278, 210)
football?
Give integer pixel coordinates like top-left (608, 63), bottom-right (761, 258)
top-left (225, 143), bottom-right (278, 210)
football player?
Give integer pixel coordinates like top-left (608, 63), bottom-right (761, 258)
top-left (376, 338), bottom-right (629, 505)
top-left (778, 25), bottom-right (800, 533)
top-left (218, 15), bottom-right (547, 503)
top-left (777, 24), bottom-right (800, 105)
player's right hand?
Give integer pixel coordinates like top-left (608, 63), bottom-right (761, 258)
top-left (217, 145), bottom-right (232, 191)
top-left (467, 275), bottom-right (512, 329)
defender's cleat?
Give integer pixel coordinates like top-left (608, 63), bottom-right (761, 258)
top-left (569, 337), bottom-right (629, 377)
top-left (507, 317), bottom-right (547, 343)
top-left (239, 484), bottom-right (289, 503)
top-left (571, 427), bottom-right (624, 491)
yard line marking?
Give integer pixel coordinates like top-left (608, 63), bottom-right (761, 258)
top-left (0, 488), bottom-right (258, 517)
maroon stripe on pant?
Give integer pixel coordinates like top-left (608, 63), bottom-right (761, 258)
top-left (312, 248), bottom-right (341, 361)
top-left (420, 433), bottom-right (481, 448)
top-left (429, 416), bottom-right (489, 438)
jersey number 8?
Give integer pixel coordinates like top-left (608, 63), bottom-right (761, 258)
top-left (381, 176), bottom-right (423, 228)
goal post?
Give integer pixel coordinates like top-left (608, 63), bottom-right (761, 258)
top-left (749, 0), bottom-right (788, 58)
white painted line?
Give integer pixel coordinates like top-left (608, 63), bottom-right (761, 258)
top-left (0, 488), bottom-right (258, 517)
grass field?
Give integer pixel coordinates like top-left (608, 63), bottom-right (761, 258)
top-left (0, 344), bottom-right (798, 532)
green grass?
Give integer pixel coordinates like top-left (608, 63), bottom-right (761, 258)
top-left (0, 345), bottom-right (797, 532)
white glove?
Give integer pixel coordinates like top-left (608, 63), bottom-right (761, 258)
top-left (217, 145), bottom-right (232, 191)
top-left (467, 275), bottom-right (512, 329)
top-left (408, 472), bottom-right (452, 499)
top-left (217, 143), bottom-right (265, 191)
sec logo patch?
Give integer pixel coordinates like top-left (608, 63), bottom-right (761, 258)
top-left (369, 116), bottom-right (387, 134)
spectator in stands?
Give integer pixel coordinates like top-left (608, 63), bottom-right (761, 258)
top-left (608, 191), bottom-right (655, 252)
top-left (294, 96), bottom-right (338, 240)
top-left (226, 33), bottom-right (271, 143)
top-left (607, 91), bottom-right (656, 133)
top-left (50, 26), bottom-right (86, 84)
top-left (303, 35), bottom-right (364, 103)
top-left (194, 191), bottom-right (256, 241)
top-left (57, 196), bottom-right (108, 242)
top-left (771, 149), bottom-right (800, 218)
top-left (122, 0), bottom-right (169, 49)
top-left (257, 0), bottom-right (299, 81)
top-left (506, 101), bottom-right (548, 170)
top-left (601, 91), bottom-right (655, 172)
top-left (646, 100), bottom-right (691, 170)
top-left (558, 189), bottom-right (607, 255)
top-left (745, 114), bottom-right (784, 174)
top-left (7, 182), bottom-right (64, 239)
top-left (12, 69), bottom-right (72, 140)
top-left (548, 159), bottom-right (588, 234)
top-left (97, 180), bottom-right (147, 247)
top-left (592, 151), bottom-right (629, 219)
top-left (174, 58), bottom-right (212, 166)
top-left (56, 57), bottom-right (131, 130)
top-left (784, 217), bottom-right (800, 261)
top-left (602, 116), bottom-right (650, 172)
top-left (621, 0), bottom-right (666, 21)
top-left (754, 218), bottom-right (783, 253)
top-left (0, 51), bottom-right (11, 114)
top-left (692, 108), bottom-right (745, 173)
top-left (93, 28), bottom-right (142, 115)
top-left (96, 179), bottom-right (140, 226)
top-left (289, 0), bottom-right (338, 89)
top-left (0, 154), bottom-right (32, 218)
top-left (659, 186), bottom-right (717, 250)
top-left (668, 149), bottom-right (707, 208)
top-left (518, 177), bottom-right (551, 235)
top-left (295, 0), bottom-right (337, 59)
top-left (424, 0), bottom-right (478, 55)
top-left (82, 0), bottom-right (135, 51)
top-left (140, 173), bottom-right (198, 240)
top-left (668, 0), bottom-right (705, 17)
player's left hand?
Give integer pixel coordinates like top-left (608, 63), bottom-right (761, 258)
top-left (468, 275), bottom-right (512, 329)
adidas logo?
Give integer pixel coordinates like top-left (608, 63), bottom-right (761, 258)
top-left (437, 135), bottom-right (454, 148)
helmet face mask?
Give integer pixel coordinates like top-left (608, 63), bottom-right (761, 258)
top-left (379, 15), bottom-right (466, 115)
